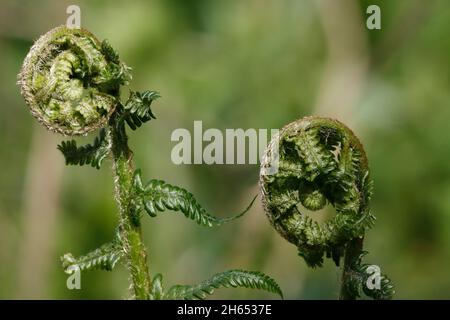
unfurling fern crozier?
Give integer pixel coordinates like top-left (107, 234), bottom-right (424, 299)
top-left (259, 117), bottom-right (394, 299)
top-left (18, 26), bottom-right (130, 135)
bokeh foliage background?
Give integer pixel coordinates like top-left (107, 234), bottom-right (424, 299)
top-left (0, 0), bottom-right (449, 299)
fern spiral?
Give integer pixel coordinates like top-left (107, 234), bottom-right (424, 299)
top-left (18, 25), bottom-right (130, 135)
top-left (260, 116), bottom-right (393, 299)
top-left (260, 116), bottom-right (374, 267)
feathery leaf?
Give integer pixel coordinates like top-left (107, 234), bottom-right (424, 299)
top-left (61, 241), bottom-right (123, 273)
top-left (57, 128), bottom-right (110, 169)
top-left (120, 90), bottom-right (160, 130)
top-left (132, 170), bottom-right (256, 227)
top-left (165, 270), bottom-right (283, 300)
top-left (343, 252), bottom-right (395, 300)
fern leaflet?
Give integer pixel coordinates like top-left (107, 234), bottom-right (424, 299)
top-left (57, 128), bottom-right (111, 169)
top-left (132, 170), bottom-right (256, 227)
top-left (120, 90), bottom-right (160, 130)
top-left (165, 270), bottom-right (283, 300)
top-left (61, 241), bottom-right (123, 273)
top-left (344, 252), bottom-right (395, 300)
top-left (149, 274), bottom-right (164, 300)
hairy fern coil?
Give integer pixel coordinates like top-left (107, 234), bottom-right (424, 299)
top-left (18, 26), bottom-right (130, 135)
top-left (260, 117), bottom-right (375, 267)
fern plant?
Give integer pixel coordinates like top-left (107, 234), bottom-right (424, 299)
top-left (259, 117), bottom-right (395, 300)
top-left (18, 25), bottom-right (282, 300)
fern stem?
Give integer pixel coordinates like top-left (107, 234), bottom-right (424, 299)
top-left (109, 113), bottom-right (151, 299)
top-left (339, 237), bottom-right (364, 300)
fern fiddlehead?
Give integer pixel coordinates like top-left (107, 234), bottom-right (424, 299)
top-left (260, 116), bottom-right (394, 299)
top-left (18, 25), bottom-right (282, 300)
top-left (18, 26), bottom-right (130, 136)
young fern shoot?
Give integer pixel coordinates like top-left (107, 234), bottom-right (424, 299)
top-left (18, 25), bottom-right (282, 300)
top-left (259, 117), bottom-right (394, 300)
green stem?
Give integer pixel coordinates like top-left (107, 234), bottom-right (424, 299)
top-left (109, 113), bottom-right (151, 299)
top-left (339, 237), bottom-right (364, 300)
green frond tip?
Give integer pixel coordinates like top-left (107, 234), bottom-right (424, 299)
top-left (149, 273), bottom-right (164, 300)
top-left (164, 270), bottom-right (283, 300)
top-left (61, 241), bottom-right (123, 273)
top-left (132, 169), bottom-right (256, 227)
top-left (101, 39), bottom-right (120, 64)
top-left (57, 128), bottom-right (111, 169)
top-left (120, 90), bottom-right (160, 130)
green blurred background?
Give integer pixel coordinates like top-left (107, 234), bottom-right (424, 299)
top-left (0, 0), bottom-right (449, 299)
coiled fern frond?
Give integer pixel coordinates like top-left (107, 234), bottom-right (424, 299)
top-left (18, 26), bottom-right (131, 136)
top-left (132, 170), bottom-right (256, 227)
top-left (260, 117), bottom-right (374, 267)
top-left (260, 116), bottom-right (394, 299)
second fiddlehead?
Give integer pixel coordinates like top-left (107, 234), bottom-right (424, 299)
top-left (260, 117), bottom-right (394, 299)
